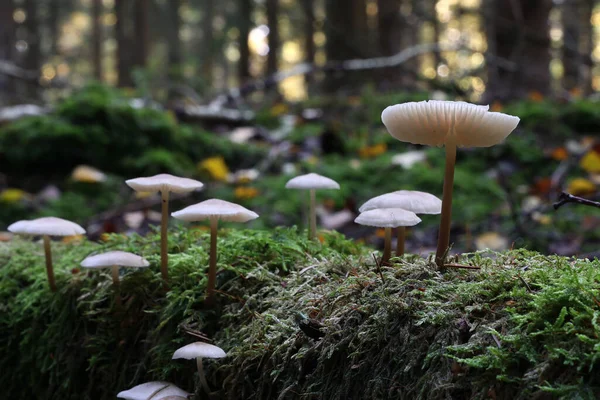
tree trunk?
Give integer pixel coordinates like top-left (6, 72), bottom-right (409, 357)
top-left (0, 0), bottom-right (15, 103)
top-left (48, 0), bottom-right (60, 56)
top-left (562, 0), bottom-right (580, 92)
top-left (485, 0), bottom-right (553, 101)
top-left (23, 0), bottom-right (40, 99)
top-left (581, 0), bottom-right (595, 95)
top-left (302, 0), bottom-right (315, 65)
top-left (202, 0), bottom-right (214, 82)
top-left (134, 0), bottom-right (150, 70)
top-left (115, 0), bottom-right (133, 87)
top-left (238, 0), bottom-right (252, 83)
top-left (167, 0), bottom-right (183, 86)
top-left (266, 0), bottom-right (279, 75)
top-left (92, 0), bottom-right (103, 81)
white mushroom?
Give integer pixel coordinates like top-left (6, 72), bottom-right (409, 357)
top-left (382, 100), bottom-right (519, 267)
top-left (359, 190), bottom-right (441, 256)
top-left (172, 342), bottom-right (226, 395)
top-left (126, 174), bottom-right (204, 286)
top-left (172, 199), bottom-right (258, 304)
top-left (355, 208), bottom-right (421, 264)
top-left (80, 251), bottom-right (149, 306)
top-left (117, 381), bottom-right (190, 400)
top-left (285, 173), bottom-right (340, 240)
top-left (8, 217), bottom-right (86, 292)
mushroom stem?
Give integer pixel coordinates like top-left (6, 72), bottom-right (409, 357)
top-left (42, 235), bottom-right (57, 292)
top-left (196, 357), bottom-right (212, 395)
top-left (111, 264), bottom-right (122, 307)
top-left (435, 140), bottom-right (457, 267)
top-left (396, 227), bottom-right (406, 256)
top-left (308, 188), bottom-right (316, 240)
top-left (206, 217), bottom-right (218, 304)
top-left (160, 190), bottom-right (170, 286)
top-left (382, 227), bottom-right (392, 264)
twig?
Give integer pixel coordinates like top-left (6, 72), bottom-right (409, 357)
top-left (553, 192), bottom-right (600, 210)
top-left (372, 253), bottom-right (386, 284)
top-left (179, 324), bottom-right (211, 342)
top-left (517, 274), bottom-right (532, 293)
top-left (444, 263), bottom-right (481, 270)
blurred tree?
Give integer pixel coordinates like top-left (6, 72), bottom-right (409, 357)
top-left (134, 0), bottom-right (150, 70)
top-left (484, 0), bottom-right (553, 101)
top-left (167, 0), bottom-right (183, 86)
top-left (266, 0), bottom-right (279, 75)
top-left (301, 0), bottom-right (315, 66)
top-left (238, 0), bottom-right (252, 83)
top-left (92, 0), bottom-right (103, 81)
top-left (0, 0), bottom-right (16, 103)
top-left (201, 0), bottom-right (215, 82)
top-left (23, 0), bottom-right (40, 99)
top-left (580, 0), bottom-right (596, 95)
top-left (562, 0), bottom-right (581, 92)
top-left (377, 0), bottom-right (402, 57)
top-left (115, 0), bottom-right (134, 87)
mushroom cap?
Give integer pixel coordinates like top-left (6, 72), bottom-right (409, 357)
top-left (125, 174), bottom-right (204, 194)
top-left (381, 100), bottom-right (520, 148)
top-left (355, 208), bottom-right (421, 228)
top-left (80, 251), bottom-right (150, 269)
top-left (172, 342), bottom-right (227, 360)
top-left (285, 173), bottom-right (340, 190)
top-left (171, 199), bottom-right (258, 223)
top-left (359, 190), bottom-right (442, 214)
top-left (8, 217), bottom-right (86, 237)
top-left (117, 381), bottom-right (189, 400)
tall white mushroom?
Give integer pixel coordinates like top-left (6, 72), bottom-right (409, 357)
top-left (355, 208), bottom-right (421, 264)
top-left (172, 342), bottom-right (226, 395)
top-left (359, 190), bottom-right (441, 256)
top-left (8, 217), bottom-right (86, 292)
top-left (382, 100), bottom-right (519, 267)
top-left (117, 381), bottom-right (190, 400)
top-left (285, 173), bottom-right (340, 240)
top-left (80, 251), bottom-right (149, 306)
top-left (172, 199), bottom-right (258, 303)
top-left (126, 174), bottom-right (204, 285)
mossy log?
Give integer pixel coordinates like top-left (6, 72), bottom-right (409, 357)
top-left (1, 228), bottom-right (599, 399)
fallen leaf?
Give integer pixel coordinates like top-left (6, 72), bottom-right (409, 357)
top-left (566, 178), bottom-right (596, 196)
top-left (198, 156), bottom-right (229, 181)
top-left (550, 147), bottom-right (568, 161)
top-left (71, 165), bottom-right (106, 183)
top-left (475, 232), bottom-right (509, 251)
top-left (580, 150), bottom-right (600, 174)
top-left (0, 188), bottom-right (30, 203)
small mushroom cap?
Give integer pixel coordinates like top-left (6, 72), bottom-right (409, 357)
top-left (355, 208), bottom-right (421, 228)
top-left (126, 174), bottom-right (204, 194)
top-left (285, 173), bottom-right (340, 190)
top-left (117, 381), bottom-right (189, 400)
top-left (8, 217), bottom-right (86, 237)
top-left (171, 199), bottom-right (258, 223)
top-left (381, 100), bottom-right (520, 148)
top-left (172, 342), bottom-right (227, 360)
top-left (80, 251), bottom-right (150, 269)
top-left (359, 191), bottom-right (442, 214)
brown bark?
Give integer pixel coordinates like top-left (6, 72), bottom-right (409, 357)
top-left (485, 0), bottom-right (553, 101)
top-left (581, 0), bottom-right (595, 94)
top-left (562, 0), bottom-right (581, 91)
top-left (266, 0), bottom-right (279, 75)
top-left (167, 0), bottom-right (183, 89)
top-left (377, 0), bottom-right (402, 56)
top-left (134, 0), bottom-right (150, 69)
top-left (302, 0), bottom-right (315, 65)
top-left (115, 0), bottom-right (133, 87)
top-left (202, 0), bottom-right (214, 81)
top-left (0, 0), bottom-right (15, 99)
top-left (92, 0), bottom-right (103, 81)
top-left (238, 0), bottom-right (252, 83)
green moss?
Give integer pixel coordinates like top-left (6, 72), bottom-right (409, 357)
top-left (1, 229), bottom-right (599, 399)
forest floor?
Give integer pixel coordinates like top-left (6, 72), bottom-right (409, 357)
top-left (1, 228), bottom-right (599, 399)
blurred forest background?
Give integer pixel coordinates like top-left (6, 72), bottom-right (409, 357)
top-left (1, 0), bottom-right (600, 258)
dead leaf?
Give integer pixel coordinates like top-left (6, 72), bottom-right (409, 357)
top-left (566, 178), bottom-right (596, 196)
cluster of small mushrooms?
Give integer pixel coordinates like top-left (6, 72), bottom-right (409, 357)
top-left (6, 100), bottom-right (519, 398)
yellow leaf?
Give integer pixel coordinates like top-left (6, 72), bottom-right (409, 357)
top-left (580, 151), bottom-right (600, 173)
top-left (198, 156), bottom-right (230, 181)
top-left (234, 186), bottom-right (259, 200)
top-left (0, 188), bottom-right (30, 203)
top-left (62, 234), bottom-right (85, 244)
top-left (567, 178), bottom-right (596, 195)
top-left (71, 165), bottom-right (106, 183)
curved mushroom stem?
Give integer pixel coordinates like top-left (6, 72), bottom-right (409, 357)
top-left (206, 217), bottom-right (218, 304)
top-left (111, 265), bottom-right (122, 307)
top-left (160, 190), bottom-right (170, 287)
top-left (396, 227), bottom-right (406, 256)
top-left (382, 227), bottom-right (392, 264)
top-left (196, 357), bottom-right (212, 394)
top-left (42, 235), bottom-right (57, 292)
top-left (435, 140), bottom-right (457, 268)
top-left (308, 189), bottom-right (317, 240)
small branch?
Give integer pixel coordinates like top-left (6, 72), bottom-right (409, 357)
top-left (553, 192), bottom-right (600, 211)
top-left (444, 263), bottom-right (481, 270)
top-left (372, 253), bottom-right (386, 284)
